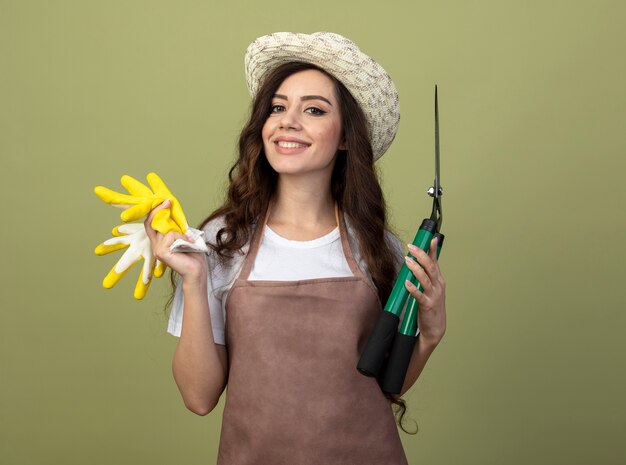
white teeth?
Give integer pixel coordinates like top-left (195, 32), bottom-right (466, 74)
top-left (277, 141), bottom-right (307, 148)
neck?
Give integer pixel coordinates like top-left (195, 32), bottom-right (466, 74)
top-left (269, 174), bottom-right (336, 232)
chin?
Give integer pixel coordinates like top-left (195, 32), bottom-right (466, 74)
top-left (265, 152), bottom-right (336, 179)
top-left (266, 155), bottom-right (305, 173)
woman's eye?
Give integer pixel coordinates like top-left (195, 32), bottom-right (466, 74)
top-left (270, 104), bottom-right (285, 113)
top-left (305, 107), bottom-right (326, 116)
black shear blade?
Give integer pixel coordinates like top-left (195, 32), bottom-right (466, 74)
top-left (434, 84), bottom-right (441, 197)
top-left (430, 85), bottom-right (443, 230)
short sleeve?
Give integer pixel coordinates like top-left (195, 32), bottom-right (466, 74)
top-left (344, 216), bottom-right (404, 282)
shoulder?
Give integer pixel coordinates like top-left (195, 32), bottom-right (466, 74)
top-left (199, 213), bottom-right (256, 265)
top-left (384, 230), bottom-right (404, 275)
top-left (343, 214), bottom-right (403, 252)
top-left (200, 215), bottom-right (227, 242)
top-left (344, 214), bottom-right (404, 275)
top-left (384, 229), bottom-right (403, 253)
top-left (198, 215), bottom-right (247, 296)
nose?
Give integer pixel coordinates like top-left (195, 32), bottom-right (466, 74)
top-left (279, 106), bottom-right (301, 130)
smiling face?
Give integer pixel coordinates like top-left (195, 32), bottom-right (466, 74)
top-left (261, 69), bottom-right (345, 181)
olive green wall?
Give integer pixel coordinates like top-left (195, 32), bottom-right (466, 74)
top-left (2, 1), bottom-right (624, 464)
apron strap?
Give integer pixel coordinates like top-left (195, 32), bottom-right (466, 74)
top-left (238, 203), bottom-right (271, 281)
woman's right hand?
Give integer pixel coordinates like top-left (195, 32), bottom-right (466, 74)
top-left (144, 199), bottom-right (207, 284)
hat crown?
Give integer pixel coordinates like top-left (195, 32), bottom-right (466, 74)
top-left (245, 31), bottom-right (400, 160)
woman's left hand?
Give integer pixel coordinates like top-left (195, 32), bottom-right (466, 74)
top-left (404, 238), bottom-right (447, 347)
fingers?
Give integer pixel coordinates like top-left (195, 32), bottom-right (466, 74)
top-left (428, 237), bottom-right (445, 290)
top-left (404, 239), bottom-right (445, 299)
top-left (115, 223), bottom-right (144, 235)
top-left (153, 231), bottom-right (190, 262)
top-left (169, 199), bottom-right (189, 234)
top-left (134, 270), bottom-right (153, 300)
top-left (111, 225), bottom-right (125, 237)
top-left (121, 174), bottom-right (153, 197)
top-left (121, 199), bottom-right (160, 222)
top-left (95, 224), bottom-right (146, 256)
top-left (429, 237), bottom-right (438, 262)
top-left (146, 172), bottom-right (173, 198)
top-left (94, 242), bottom-right (129, 256)
top-left (100, 232), bottom-right (167, 297)
top-left (146, 173), bottom-right (188, 232)
top-left (404, 239), bottom-right (446, 309)
top-left (103, 268), bottom-right (126, 289)
top-left (152, 207), bottom-right (183, 235)
top-left (94, 232), bottom-right (133, 255)
top-left (94, 186), bottom-right (139, 206)
top-left (144, 208), bottom-right (190, 274)
top-left (404, 255), bottom-right (432, 292)
top-left (144, 199), bottom-right (171, 241)
top-left (154, 260), bottom-right (166, 278)
top-left (98, 173), bottom-right (189, 241)
top-left (133, 252), bottom-right (156, 300)
top-left (404, 280), bottom-right (427, 306)
top-left (407, 242), bottom-right (440, 282)
top-left (103, 255), bottom-right (138, 288)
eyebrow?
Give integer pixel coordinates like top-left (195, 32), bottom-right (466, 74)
top-left (273, 93), bottom-right (333, 106)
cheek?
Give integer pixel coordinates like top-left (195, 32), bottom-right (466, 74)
top-left (321, 125), bottom-right (342, 147)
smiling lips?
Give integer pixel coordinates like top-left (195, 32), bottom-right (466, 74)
top-left (273, 138), bottom-right (311, 154)
top-left (277, 141), bottom-right (308, 148)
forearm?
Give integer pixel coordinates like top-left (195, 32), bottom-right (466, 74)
top-left (172, 278), bottom-right (228, 415)
top-left (398, 333), bottom-right (440, 396)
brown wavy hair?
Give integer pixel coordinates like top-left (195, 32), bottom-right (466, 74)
top-left (169, 61), bottom-right (417, 433)
top-left (201, 62), bottom-right (398, 298)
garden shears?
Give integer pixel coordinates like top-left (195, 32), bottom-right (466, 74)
top-left (357, 85), bottom-right (445, 394)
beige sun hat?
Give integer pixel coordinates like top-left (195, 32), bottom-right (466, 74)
top-left (244, 32), bottom-right (400, 160)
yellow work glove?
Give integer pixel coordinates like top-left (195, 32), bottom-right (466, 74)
top-left (94, 172), bottom-right (206, 300)
top-left (95, 172), bottom-right (188, 234)
top-left (95, 223), bottom-right (167, 300)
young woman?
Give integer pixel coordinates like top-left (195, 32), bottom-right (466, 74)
top-left (145, 32), bottom-right (446, 465)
